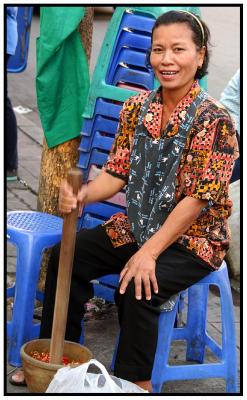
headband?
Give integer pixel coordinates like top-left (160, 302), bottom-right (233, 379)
top-left (178, 10), bottom-right (205, 46)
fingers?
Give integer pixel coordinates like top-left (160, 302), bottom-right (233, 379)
top-left (119, 266), bottom-right (129, 282)
top-left (59, 181), bottom-right (77, 214)
top-left (150, 272), bottom-right (159, 295)
top-left (142, 275), bottom-right (151, 301)
top-left (119, 267), bottom-right (131, 295)
top-left (76, 185), bottom-right (88, 217)
top-left (119, 270), bottom-right (158, 301)
top-left (119, 252), bottom-right (158, 300)
top-left (77, 184), bottom-right (88, 203)
top-left (78, 203), bottom-right (83, 218)
top-left (134, 274), bottom-right (142, 300)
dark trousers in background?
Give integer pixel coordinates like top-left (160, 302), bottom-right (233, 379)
top-left (40, 225), bottom-right (213, 382)
top-left (6, 55), bottom-right (18, 171)
top-left (230, 157), bottom-right (240, 183)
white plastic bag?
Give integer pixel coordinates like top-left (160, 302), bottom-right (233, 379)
top-left (46, 358), bottom-right (148, 393)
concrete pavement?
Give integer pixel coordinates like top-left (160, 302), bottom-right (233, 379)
top-left (6, 8), bottom-right (241, 395)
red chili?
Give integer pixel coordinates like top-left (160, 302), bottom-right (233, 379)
top-left (30, 351), bottom-right (73, 365)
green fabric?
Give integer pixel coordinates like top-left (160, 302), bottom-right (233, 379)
top-left (36, 7), bottom-right (90, 148)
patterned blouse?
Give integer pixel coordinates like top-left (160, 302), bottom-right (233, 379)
top-left (102, 81), bottom-right (239, 269)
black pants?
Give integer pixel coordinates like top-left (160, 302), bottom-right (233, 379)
top-left (6, 55), bottom-right (18, 171)
top-left (40, 225), bottom-right (213, 381)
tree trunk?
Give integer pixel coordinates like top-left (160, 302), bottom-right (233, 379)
top-left (37, 7), bottom-right (94, 291)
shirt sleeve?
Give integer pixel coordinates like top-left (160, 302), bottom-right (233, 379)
top-left (181, 115), bottom-right (239, 204)
top-left (103, 98), bottom-right (140, 182)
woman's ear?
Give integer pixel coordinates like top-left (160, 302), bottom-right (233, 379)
top-left (198, 46), bottom-right (206, 68)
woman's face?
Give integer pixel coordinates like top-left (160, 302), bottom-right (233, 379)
top-left (150, 23), bottom-right (205, 95)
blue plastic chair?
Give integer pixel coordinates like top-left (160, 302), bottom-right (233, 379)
top-left (118, 10), bottom-right (155, 34)
top-left (107, 261), bottom-right (237, 393)
top-left (7, 7), bottom-right (33, 73)
top-left (92, 98), bottom-right (123, 118)
top-left (77, 148), bottom-right (109, 173)
top-left (111, 64), bottom-right (154, 90)
top-left (107, 30), bottom-right (151, 69)
top-left (7, 211), bottom-right (63, 366)
top-left (151, 260), bottom-right (238, 393)
top-left (79, 132), bottom-right (114, 154)
top-left (81, 99), bottom-right (122, 138)
top-left (84, 202), bottom-right (125, 221)
top-left (107, 48), bottom-right (153, 85)
top-left (81, 116), bottom-right (118, 141)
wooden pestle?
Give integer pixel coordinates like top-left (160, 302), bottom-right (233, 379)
top-left (50, 168), bottom-right (83, 365)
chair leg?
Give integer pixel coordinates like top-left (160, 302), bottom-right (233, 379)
top-left (151, 301), bottom-right (179, 393)
top-left (219, 271), bottom-right (238, 393)
top-left (79, 319), bottom-right (85, 345)
top-left (8, 244), bottom-right (43, 366)
top-left (186, 284), bottom-right (208, 363)
top-left (110, 332), bottom-right (120, 371)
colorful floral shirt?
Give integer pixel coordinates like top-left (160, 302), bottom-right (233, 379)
top-left (102, 81), bottom-right (239, 269)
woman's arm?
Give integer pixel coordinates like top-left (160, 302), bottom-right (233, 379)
top-left (59, 170), bottom-right (126, 214)
top-left (59, 95), bottom-right (140, 214)
top-left (119, 196), bottom-right (208, 300)
top-left (141, 196), bottom-right (208, 259)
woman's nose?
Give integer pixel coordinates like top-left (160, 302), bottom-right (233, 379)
top-left (160, 50), bottom-right (174, 64)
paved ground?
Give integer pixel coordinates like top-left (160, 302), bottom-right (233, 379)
top-left (6, 7), bottom-right (240, 395)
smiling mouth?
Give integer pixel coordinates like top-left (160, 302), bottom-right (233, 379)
top-left (160, 71), bottom-right (178, 76)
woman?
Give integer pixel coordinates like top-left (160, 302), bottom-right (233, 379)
top-left (10, 10), bottom-right (238, 391)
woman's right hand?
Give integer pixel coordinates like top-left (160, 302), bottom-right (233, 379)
top-left (59, 180), bottom-right (88, 217)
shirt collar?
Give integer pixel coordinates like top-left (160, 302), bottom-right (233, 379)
top-left (143, 80), bottom-right (201, 138)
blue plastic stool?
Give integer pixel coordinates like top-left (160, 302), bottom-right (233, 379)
top-left (151, 261), bottom-right (238, 393)
top-left (7, 211), bottom-right (63, 366)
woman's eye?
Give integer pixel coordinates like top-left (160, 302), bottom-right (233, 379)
top-left (152, 48), bottom-right (163, 54)
top-left (174, 48), bottom-right (184, 52)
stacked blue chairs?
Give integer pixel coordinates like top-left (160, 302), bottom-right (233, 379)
top-left (78, 98), bottom-right (122, 175)
top-left (7, 7), bottom-right (33, 73)
top-left (105, 12), bottom-right (155, 89)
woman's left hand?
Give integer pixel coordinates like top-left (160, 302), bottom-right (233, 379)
top-left (119, 249), bottom-right (159, 300)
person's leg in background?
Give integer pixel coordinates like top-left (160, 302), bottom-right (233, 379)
top-left (6, 56), bottom-right (18, 181)
top-left (230, 156), bottom-right (240, 183)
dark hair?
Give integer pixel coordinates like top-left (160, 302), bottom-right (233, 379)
top-left (150, 10), bottom-right (211, 79)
